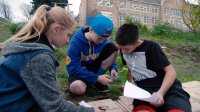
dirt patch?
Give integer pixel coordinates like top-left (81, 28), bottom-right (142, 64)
top-left (177, 45), bottom-right (200, 63)
top-left (57, 79), bottom-right (121, 104)
top-left (0, 30), bottom-right (10, 35)
top-left (159, 41), bottom-right (200, 63)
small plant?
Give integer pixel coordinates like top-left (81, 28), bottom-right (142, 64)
top-left (9, 22), bottom-right (26, 34)
top-left (124, 16), bottom-right (148, 34)
top-left (151, 22), bottom-right (183, 36)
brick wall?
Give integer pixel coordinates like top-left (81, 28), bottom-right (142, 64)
top-left (78, 0), bottom-right (190, 31)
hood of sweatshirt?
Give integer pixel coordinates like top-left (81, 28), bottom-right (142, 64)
top-left (2, 42), bottom-right (54, 57)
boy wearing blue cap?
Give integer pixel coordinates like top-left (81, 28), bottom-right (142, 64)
top-left (66, 14), bottom-right (119, 95)
top-left (115, 23), bottom-right (191, 112)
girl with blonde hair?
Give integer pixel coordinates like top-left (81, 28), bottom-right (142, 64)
top-left (0, 5), bottom-right (101, 112)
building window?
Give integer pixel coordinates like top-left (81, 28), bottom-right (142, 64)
top-left (164, 7), bottom-right (169, 15)
top-left (184, 12), bottom-right (191, 18)
top-left (163, 19), bottom-right (170, 23)
top-left (179, 9), bottom-right (183, 16)
top-left (102, 11), bottom-right (113, 20)
top-left (130, 1), bottom-right (139, 10)
top-left (141, 16), bottom-right (149, 24)
top-left (141, 3), bottom-right (149, 12)
top-left (132, 15), bottom-right (139, 21)
top-left (177, 20), bottom-right (182, 26)
top-left (120, 14), bottom-right (125, 20)
top-left (152, 17), bottom-right (158, 24)
top-left (171, 8), bottom-right (174, 16)
top-left (171, 8), bottom-right (179, 16)
top-left (95, 0), bottom-right (113, 7)
top-left (175, 9), bottom-right (179, 16)
top-left (120, 1), bottom-right (126, 8)
top-left (152, 6), bottom-right (158, 13)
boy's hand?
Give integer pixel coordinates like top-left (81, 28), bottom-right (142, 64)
top-left (150, 92), bottom-right (164, 107)
top-left (97, 75), bottom-right (112, 85)
top-left (110, 69), bottom-right (118, 78)
top-left (110, 75), bottom-right (119, 81)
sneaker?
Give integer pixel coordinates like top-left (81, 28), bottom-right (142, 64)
top-left (119, 85), bottom-right (124, 93)
top-left (98, 85), bottom-right (109, 93)
top-left (95, 83), bottom-right (109, 93)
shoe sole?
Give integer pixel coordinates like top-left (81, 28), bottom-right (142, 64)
top-left (98, 90), bottom-right (109, 93)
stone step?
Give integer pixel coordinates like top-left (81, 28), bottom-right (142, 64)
top-left (87, 81), bottom-right (200, 112)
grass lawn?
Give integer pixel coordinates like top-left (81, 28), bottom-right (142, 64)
top-left (0, 23), bottom-right (12, 43)
top-left (55, 31), bottom-right (200, 103)
top-left (0, 23), bottom-right (199, 103)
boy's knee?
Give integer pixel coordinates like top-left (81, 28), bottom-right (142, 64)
top-left (69, 80), bottom-right (87, 95)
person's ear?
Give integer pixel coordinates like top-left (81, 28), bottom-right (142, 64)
top-left (136, 39), bottom-right (140, 45)
top-left (89, 28), bottom-right (93, 33)
top-left (51, 24), bottom-right (60, 33)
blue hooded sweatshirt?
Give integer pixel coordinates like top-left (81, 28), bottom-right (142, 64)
top-left (66, 27), bottom-right (118, 85)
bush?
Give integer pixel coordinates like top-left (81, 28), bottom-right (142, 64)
top-left (9, 22), bottom-right (26, 34)
top-left (151, 22), bottom-right (183, 36)
top-left (0, 23), bottom-right (11, 29)
top-left (75, 25), bottom-right (81, 30)
top-left (55, 47), bottom-right (67, 61)
top-left (124, 16), bottom-right (149, 34)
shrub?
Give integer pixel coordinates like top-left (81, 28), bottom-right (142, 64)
top-left (9, 22), bottom-right (26, 34)
top-left (151, 22), bottom-right (183, 36)
top-left (124, 16), bottom-right (149, 34)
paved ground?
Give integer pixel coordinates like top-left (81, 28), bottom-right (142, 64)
top-left (88, 81), bottom-right (200, 112)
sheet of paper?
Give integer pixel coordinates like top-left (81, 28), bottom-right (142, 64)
top-left (123, 81), bottom-right (159, 103)
top-left (79, 100), bottom-right (92, 107)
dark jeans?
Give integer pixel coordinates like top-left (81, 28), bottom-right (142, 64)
top-left (133, 81), bottom-right (191, 112)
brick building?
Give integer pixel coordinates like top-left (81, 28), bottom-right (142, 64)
top-left (78, 0), bottom-right (189, 30)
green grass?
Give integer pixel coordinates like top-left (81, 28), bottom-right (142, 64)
top-left (0, 22), bottom-right (199, 102)
top-left (0, 34), bottom-right (11, 42)
top-left (141, 32), bottom-right (200, 83)
top-left (0, 23), bottom-right (12, 42)
top-left (55, 30), bottom-right (200, 102)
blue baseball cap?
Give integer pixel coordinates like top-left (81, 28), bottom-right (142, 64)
top-left (87, 14), bottom-right (114, 38)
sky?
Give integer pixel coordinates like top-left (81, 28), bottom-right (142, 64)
top-left (5, 0), bottom-right (81, 22)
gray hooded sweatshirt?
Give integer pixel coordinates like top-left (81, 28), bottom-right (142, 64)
top-left (1, 42), bottom-right (94, 112)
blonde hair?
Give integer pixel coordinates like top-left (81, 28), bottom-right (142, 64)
top-left (4, 5), bottom-right (75, 43)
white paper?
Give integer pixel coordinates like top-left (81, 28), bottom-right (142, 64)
top-left (79, 100), bottom-right (92, 107)
top-left (123, 81), bottom-right (159, 103)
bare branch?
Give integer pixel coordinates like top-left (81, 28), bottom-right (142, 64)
top-left (0, 0), bottom-right (12, 21)
top-left (20, 3), bottom-right (32, 21)
top-left (180, 0), bottom-right (200, 33)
